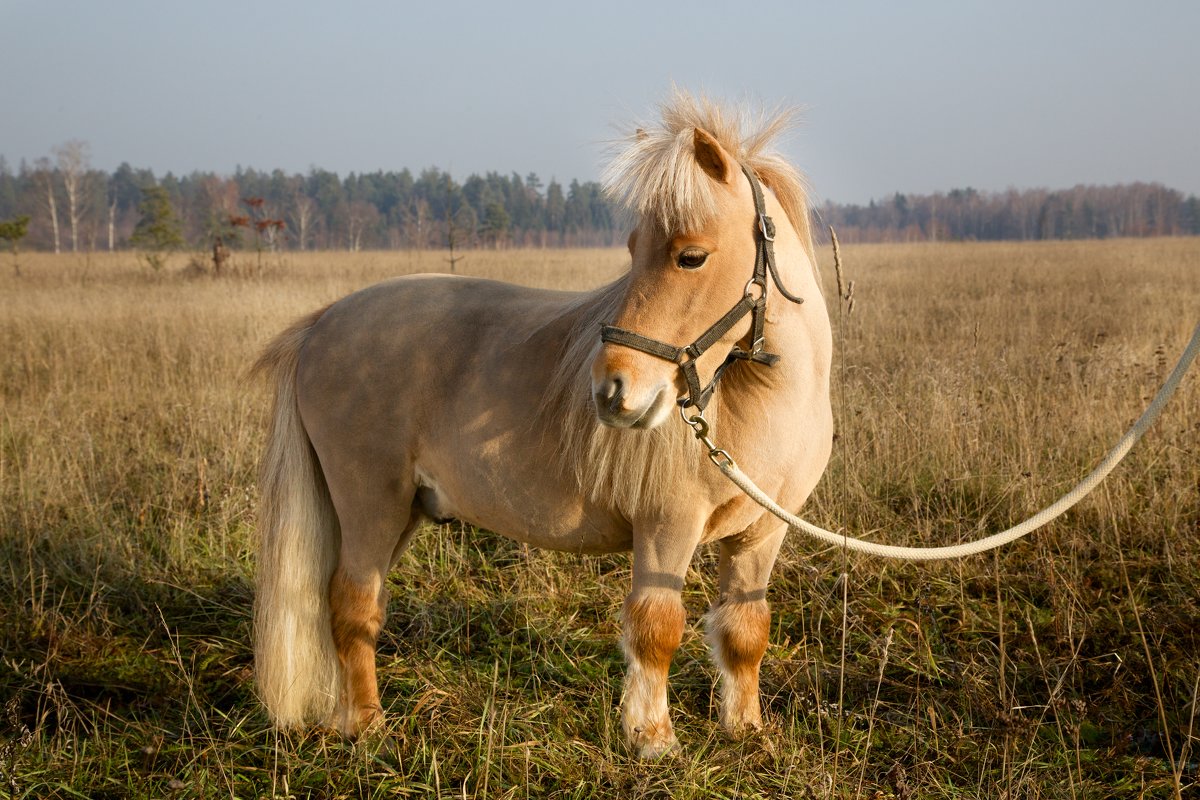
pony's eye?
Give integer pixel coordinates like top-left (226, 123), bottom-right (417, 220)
top-left (677, 248), bottom-right (708, 270)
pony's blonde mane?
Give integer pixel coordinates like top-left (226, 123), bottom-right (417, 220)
top-left (538, 278), bottom-right (713, 518)
top-left (603, 90), bottom-right (816, 260)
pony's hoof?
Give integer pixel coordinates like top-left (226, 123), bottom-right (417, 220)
top-left (335, 704), bottom-right (384, 739)
top-left (721, 716), bottom-right (763, 739)
top-left (719, 703), bottom-right (764, 738)
top-left (633, 733), bottom-right (679, 760)
top-left (735, 722), bottom-right (777, 755)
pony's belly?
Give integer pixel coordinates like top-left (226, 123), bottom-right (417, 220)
top-left (413, 464), bottom-right (633, 555)
top-left (489, 518), bottom-right (634, 555)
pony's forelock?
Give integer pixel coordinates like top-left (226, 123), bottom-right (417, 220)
top-left (602, 89), bottom-right (814, 255)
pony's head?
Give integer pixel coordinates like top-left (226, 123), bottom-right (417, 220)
top-left (591, 92), bottom-right (814, 429)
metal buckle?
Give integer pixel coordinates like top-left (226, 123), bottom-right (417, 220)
top-left (758, 213), bottom-right (776, 242)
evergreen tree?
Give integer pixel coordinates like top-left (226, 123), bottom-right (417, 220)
top-left (483, 200), bottom-right (510, 246)
top-left (130, 186), bottom-right (184, 270)
top-left (545, 179), bottom-right (566, 234)
top-left (0, 214), bottom-right (30, 276)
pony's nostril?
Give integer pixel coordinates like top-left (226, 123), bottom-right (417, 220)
top-left (595, 375), bottom-right (626, 413)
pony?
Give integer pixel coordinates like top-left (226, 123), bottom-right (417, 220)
top-left (252, 91), bottom-right (833, 758)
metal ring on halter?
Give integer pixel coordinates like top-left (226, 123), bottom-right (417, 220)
top-left (679, 403), bottom-right (707, 433)
top-left (743, 279), bottom-right (764, 301)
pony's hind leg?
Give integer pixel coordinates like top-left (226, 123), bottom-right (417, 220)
top-left (329, 566), bottom-right (387, 735)
top-left (325, 476), bottom-right (422, 738)
top-left (706, 520), bottom-right (788, 735)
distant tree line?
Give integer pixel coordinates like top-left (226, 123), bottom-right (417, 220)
top-left (819, 184), bottom-right (1200, 243)
top-left (2, 143), bottom-right (1197, 253)
top-left (0, 150), bottom-right (622, 253)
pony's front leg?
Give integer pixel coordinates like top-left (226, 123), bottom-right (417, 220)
top-left (621, 523), bottom-right (701, 758)
top-left (621, 589), bottom-right (685, 757)
top-left (706, 519), bottom-right (787, 735)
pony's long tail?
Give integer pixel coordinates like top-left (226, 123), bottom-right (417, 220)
top-left (252, 307), bottom-right (341, 728)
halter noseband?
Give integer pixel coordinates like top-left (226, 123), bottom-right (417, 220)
top-left (599, 165), bottom-right (805, 412)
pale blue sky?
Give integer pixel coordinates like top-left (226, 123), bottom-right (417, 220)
top-left (4, 0), bottom-right (1198, 204)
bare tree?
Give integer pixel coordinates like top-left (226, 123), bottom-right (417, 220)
top-left (54, 140), bottom-right (91, 253)
top-left (107, 191), bottom-right (117, 251)
top-left (201, 175), bottom-right (239, 217)
top-left (289, 190), bottom-right (316, 251)
top-left (346, 201), bottom-right (379, 251)
top-left (445, 211), bottom-right (465, 273)
top-left (404, 198), bottom-right (431, 249)
top-left (32, 158), bottom-right (61, 254)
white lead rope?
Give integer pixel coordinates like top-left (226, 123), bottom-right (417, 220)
top-left (700, 323), bottom-right (1200, 561)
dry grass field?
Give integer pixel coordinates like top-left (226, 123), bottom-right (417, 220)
top-left (1, 239), bottom-right (1198, 798)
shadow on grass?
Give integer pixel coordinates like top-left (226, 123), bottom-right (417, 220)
top-left (0, 557), bottom-right (256, 735)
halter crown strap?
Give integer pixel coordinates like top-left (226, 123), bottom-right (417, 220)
top-left (599, 165), bottom-right (803, 411)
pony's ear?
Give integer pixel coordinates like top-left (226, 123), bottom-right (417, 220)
top-left (693, 127), bottom-right (732, 184)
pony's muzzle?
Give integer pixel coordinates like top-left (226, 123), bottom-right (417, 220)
top-left (592, 370), bottom-right (643, 428)
top-left (590, 360), bottom-right (674, 430)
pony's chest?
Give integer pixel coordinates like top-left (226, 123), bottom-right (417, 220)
top-left (699, 491), bottom-right (764, 542)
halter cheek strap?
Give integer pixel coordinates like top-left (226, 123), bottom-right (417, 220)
top-left (599, 165), bottom-right (804, 412)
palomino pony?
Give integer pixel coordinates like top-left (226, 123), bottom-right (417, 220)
top-left (253, 93), bottom-right (832, 758)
